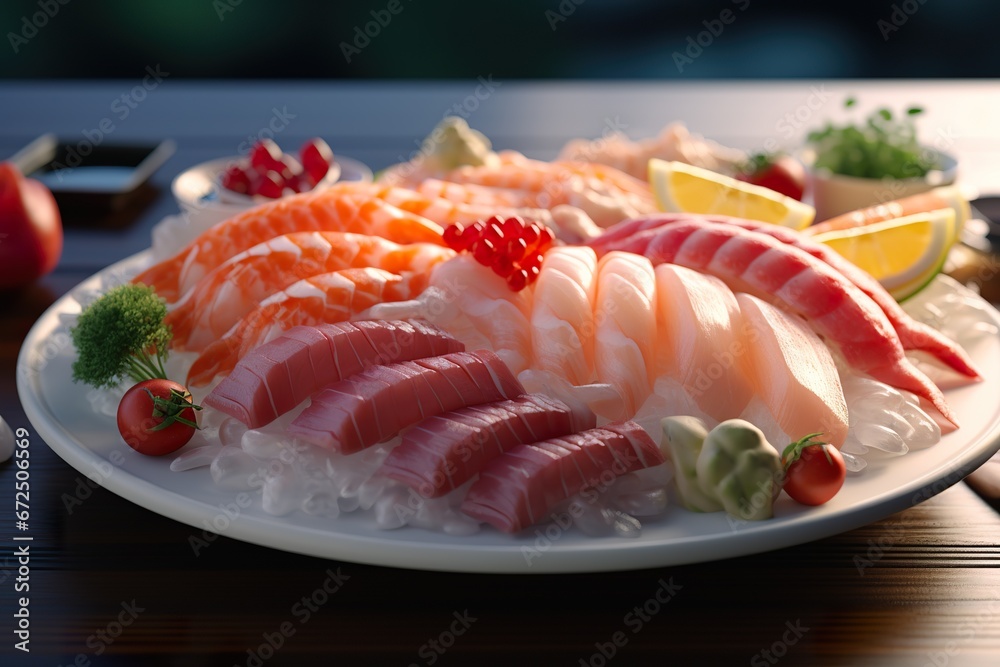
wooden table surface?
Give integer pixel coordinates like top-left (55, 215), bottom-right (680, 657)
top-left (2, 81), bottom-right (1000, 666)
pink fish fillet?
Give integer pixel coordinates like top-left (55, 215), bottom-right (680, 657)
top-left (589, 213), bottom-right (978, 379)
top-left (288, 350), bottom-right (524, 454)
top-left (590, 217), bottom-right (958, 426)
top-left (379, 393), bottom-right (596, 498)
top-left (460, 421), bottom-right (664, 533)
top-left (203, 320), bottom-right (465, 428)
top-left (186, 268), bottom-right (421, 388)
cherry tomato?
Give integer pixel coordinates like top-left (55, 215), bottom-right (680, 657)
top-left (117, 379), bottom-right (200, 456)
top-left (781, 434), bottom-right (846, 506)
top-left (0, 161), bottom-right (62, 289)
top-left (737, 154), bottom-right (807, 201)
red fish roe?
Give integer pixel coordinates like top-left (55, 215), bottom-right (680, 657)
top-left (442, 217), bottom-right (555, 291)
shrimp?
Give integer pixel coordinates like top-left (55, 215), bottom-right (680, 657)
top-left (165, 232), bottom-right (454, 352)
top-left (593, 252), bottom-right (657, 419)
top-left (371, 185), bottom-right (553, 229)
top-left (556, 123), bottom-right (746, 180)
top-left (591, 213), bottom-right (979, 379)
top-left (591, 217), bottom-right (958, 426)
top-left (530, 246), bottom-right (598, 385)
top-left (185, 268), bottom-right (422, 387)
top-left (133, 187), bottom-right (444, 302)
top-left (415, 179), bottom-right (533, 208)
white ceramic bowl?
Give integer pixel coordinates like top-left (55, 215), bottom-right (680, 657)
top-left (807, 149), bottom-right (958, 221)
top-left (171, 154), bottom-right (373, 228)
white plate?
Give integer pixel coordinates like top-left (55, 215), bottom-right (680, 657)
top-left (17, 253), bottom-right (1000, 573)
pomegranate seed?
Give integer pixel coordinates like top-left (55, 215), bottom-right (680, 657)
top-left (443, 224), bottom-right (464, 249)
top-left (249, 139), bottom-right (284, 175)
top-left (220, 164), bottom-right (252, 194)
top-left (275, 155), bottom-right (301, 182)
top-left (507, 269), bottom-right (528, 292)
top-left (300, 138), bottom-right (334, 183)
top-left (255, 171), bottom-right (285, 199)
top-left (287, 173), bottom-right (316, 193)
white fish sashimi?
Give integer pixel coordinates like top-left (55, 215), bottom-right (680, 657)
top-left (735, 293), bottom-right (849, 448)
top-left (654, 263), bottom-right (754, 422)
top-left (593, 251), bottom-right (656, 419)
top-left (365, 255), bottom-right (535, 374)
top-left (531, 246), bottom-right (598, 385)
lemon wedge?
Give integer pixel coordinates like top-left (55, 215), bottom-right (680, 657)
top-left (648, 159), bottom-right (815, 230)
top-left (810, 208), bottom-right (956, 301)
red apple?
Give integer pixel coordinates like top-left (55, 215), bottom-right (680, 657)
top-left (0, 161), bottom-right (63, 289)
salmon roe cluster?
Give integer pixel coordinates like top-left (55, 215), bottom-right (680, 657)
top-left (442, 216), bottom-right (555, 291)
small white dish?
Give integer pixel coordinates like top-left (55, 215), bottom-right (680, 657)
top-left (807, 148), bottom-right (958, 221)
top-left (172, 154), bottom-right (373, 228)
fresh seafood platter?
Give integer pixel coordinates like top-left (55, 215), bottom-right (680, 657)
top-left (18, 119), bottom-right (1000, 573)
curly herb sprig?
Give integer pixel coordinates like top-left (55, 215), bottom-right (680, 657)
top-left (70, 283), bottom-right (173, 389)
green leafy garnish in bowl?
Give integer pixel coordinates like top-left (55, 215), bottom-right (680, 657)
top-left (807, 98), bottom-right (940, 180)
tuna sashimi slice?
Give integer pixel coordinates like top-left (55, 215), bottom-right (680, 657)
top-left (654, 264), bottom-right (754, 422)
top-left (379, 393), bottom-right (596, 498)
top-left (461, 421), bottom-right (664, 533)
top-left (735, 293), bottom-right (849, 448)
top-left (288, 350), bottom-right (524, 453)
top-left (204, 320), bottom-right (464, 428)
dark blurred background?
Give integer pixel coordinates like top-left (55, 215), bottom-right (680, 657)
top-left (0, 0), bottom-right (997, 79)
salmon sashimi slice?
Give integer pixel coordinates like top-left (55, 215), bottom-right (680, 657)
top-left (166, 231), bottom-right (455, 352)
top-left (590, 213), bottom-right (978, 379)
top-left (203, 320), bottom-right (465, 429)
top-left (530, 246), bottom-right (598, 386)
top-left (804, 186), bottom-right (968, 235)
top-left (654, 263), bottom-right (754, 422)
top-left (736, 293), bottom-right (850, 448)
top-left (593, 217), bottom-right (958, 426)
top-left (593, 252), bottom-right (657, 419)
top-left (288, 349), bottom-right (524, 454)
top-left (133, 188), bottom-right (445, 302)
top-left (460, 421), bottom-right (664, 533)
top-left (379, 393), bottom-right (596, 498)
top-left (186, 268), bottom-right (422, 388)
